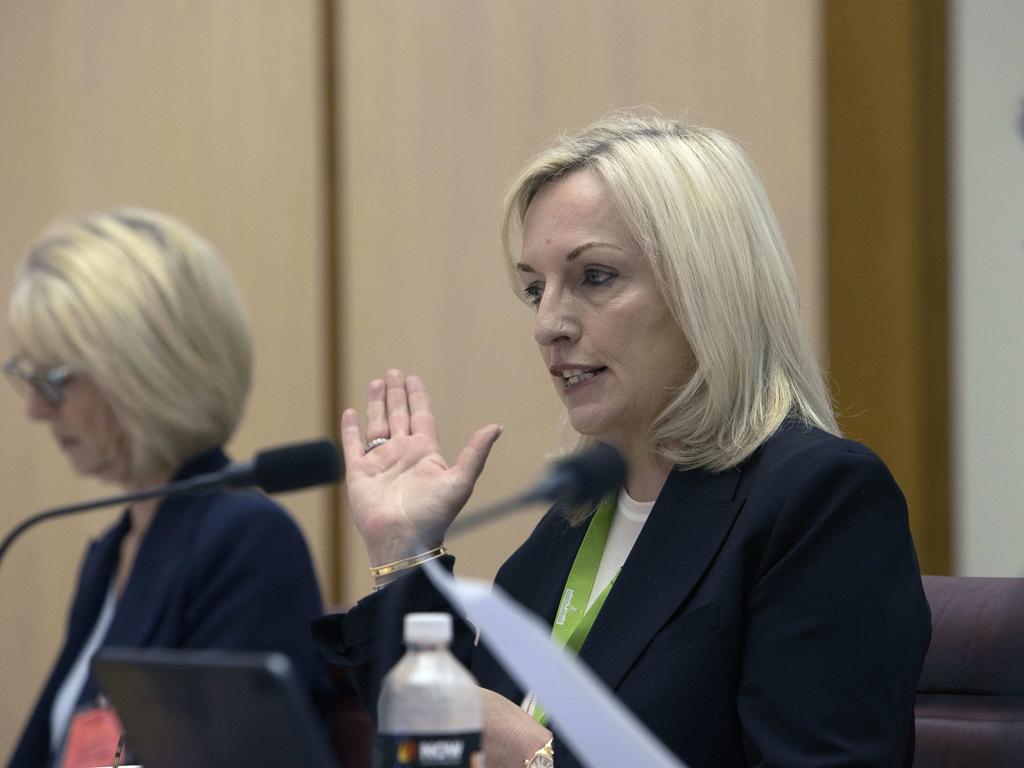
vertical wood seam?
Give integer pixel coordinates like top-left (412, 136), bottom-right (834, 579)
top-left (320, 0), bottom-right (344, 603)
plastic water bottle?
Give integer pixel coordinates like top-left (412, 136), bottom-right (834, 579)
top-left (376, 612), bottom-right (484, 768)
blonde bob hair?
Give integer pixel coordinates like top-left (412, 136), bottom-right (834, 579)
top-left (8, 208), bottom-right (252, 484)
top-left (502, 113), bottom-right (837, 476)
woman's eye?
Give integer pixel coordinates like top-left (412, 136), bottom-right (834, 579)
top-left (523, 283), bottom-right (543, 306)
top-left (583, 267), bottom-right (616, 286)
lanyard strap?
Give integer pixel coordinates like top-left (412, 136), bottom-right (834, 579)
top-left (532, 495), bottom-right (617, 724)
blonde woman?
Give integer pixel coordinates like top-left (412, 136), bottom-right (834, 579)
top-left (317, 115), bottom-right (931, 768)
top-left (7, 209), bottom-right (327, 767)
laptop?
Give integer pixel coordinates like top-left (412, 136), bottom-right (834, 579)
top-left (92, 647), bottom-right (340, 768)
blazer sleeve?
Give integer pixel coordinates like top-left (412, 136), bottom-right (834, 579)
top-left (182, 497), bottom-right (329, 697)
top-left (311, 555), bottom-right (477, 719)
top-left (737, 443), bottom-right (931, 766)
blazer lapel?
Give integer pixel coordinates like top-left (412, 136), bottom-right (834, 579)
top-left (578, 466), bottom-right (744, 692)
top-left (104, 448), bottom-right (227, 647)
top-left (103, 501), bottom-right (193, 647)
top-left (482, 512), bottom-right (588, 703)
top-left (530, 516), bottom-right (590, 622)
top-left (60, 514), bottom-right (129, 666)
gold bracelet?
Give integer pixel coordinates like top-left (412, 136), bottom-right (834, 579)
top-left (369, 545), bottom-right (448, 580)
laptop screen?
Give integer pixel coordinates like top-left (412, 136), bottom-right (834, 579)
top-left (92, 647), bottom-right (340, 768)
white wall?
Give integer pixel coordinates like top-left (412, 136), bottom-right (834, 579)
top-left (950, 0), bottom-right (1024, 575)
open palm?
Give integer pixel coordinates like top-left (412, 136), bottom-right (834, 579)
top-left (340, 370), bottom-right (501, 566)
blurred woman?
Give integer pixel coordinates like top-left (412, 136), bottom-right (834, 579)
top-left (6, 208), bottom-right (327, 767)
top-left (315, 114), bottom-right (931, 767)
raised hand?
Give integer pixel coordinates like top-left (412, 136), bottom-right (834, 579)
top-left (340, 369), bottom-right (502, 566)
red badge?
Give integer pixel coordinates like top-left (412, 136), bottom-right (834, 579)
top-left (61, 705), bottom-right (124, 768)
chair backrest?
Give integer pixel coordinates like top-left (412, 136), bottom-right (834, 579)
top-left (914, 575), bottom-right (1024, 767)
top-left (325, 664), bottom-right (374, 768)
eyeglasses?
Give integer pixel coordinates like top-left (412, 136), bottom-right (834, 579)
top-left (3, 355), bottom-right (74, 407)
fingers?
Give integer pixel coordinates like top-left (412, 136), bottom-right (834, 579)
top-left (452, 423), bottom-right (503, 487)
top-left (343, 372), bottom-right (486, 481)
top-left (339, 408), bottom-right (365, 473)
top-left (364, 378), bottom-right (388, 440)
top-left (385, 369), bottom-right (410, 436)
top-left (407, 375), bottom-right (439, 442)
top-left (342, 371), bottom-right (416, 464)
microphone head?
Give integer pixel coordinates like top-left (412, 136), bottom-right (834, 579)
top-left (252, 439), bottom-right (342, 494)
top-left (541, 443), bottom-right (627, 504)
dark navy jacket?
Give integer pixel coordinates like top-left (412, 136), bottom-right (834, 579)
top-left (10, 448), bottom-right (328, 768)
top-left (315, 423), bottom-right (931, 767)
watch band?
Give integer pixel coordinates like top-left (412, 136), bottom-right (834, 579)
top-left (524, 738), bottom-right (554, 768)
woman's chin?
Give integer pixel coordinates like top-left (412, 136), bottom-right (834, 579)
top-left (566, 415), bottom-right (613, 443)
top-left (69, 458), bottom-right (130, 487)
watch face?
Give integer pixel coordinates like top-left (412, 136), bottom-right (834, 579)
top-left (529, 755), bottom-right (554, 768)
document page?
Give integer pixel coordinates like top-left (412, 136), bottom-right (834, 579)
top-left (423, 560), bottom-right (686, 768)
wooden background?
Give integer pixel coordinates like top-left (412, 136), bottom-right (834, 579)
top-left (333, 0), bottom-right (825, 598)
top-left (6, 0), bottom-right (957, 755)
top-left (0, 1), bottom-right (332, 752)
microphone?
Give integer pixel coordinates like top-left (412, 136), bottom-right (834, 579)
top-left (525, 442), bottom-right (628, 506)
top-left (213, 439), bottom-right (343, 494)
top-left (447, 443), bottom-right (626, 537)
top-left (0, 439), bottom-right (341, 570)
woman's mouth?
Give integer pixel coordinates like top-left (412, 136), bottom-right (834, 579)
top-left (560, 367), bottom-right (606, 390)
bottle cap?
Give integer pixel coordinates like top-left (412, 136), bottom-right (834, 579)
top-left (404, 612), bottom-right (453, 644)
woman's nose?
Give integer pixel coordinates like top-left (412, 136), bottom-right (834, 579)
top-left (25, 388), bottom-right (56, 421)
top-left (534, 293), bottom-right (579, 346)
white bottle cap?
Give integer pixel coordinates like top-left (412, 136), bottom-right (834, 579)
top-left (404, 612), bottom-right (453, 644)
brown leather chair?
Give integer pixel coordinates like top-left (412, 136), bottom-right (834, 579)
top-left (914, 575), bottom-right (1024, 767)
top-left (325, 663), bottom-right (374, 768)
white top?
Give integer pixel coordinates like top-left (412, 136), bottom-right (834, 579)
top-left (588, 488), bottom-right (655, 609)
top-left (49, 578), bottom-right (117, 753)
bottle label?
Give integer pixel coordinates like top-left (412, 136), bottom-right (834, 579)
top-left (374, 731), bottom-right (483, 768)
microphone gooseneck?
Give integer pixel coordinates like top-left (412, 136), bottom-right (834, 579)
top-left (0, 438), bottom-right (342, 572)
top-left (525, 443), bottom-right (627, 506)
top-left (447, 444), bottom-right (627, 538)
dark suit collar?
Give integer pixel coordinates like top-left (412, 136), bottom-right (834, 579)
top-left (170, 445), bottom-right (230, 482)
top-left (480, 513), bottom-right (589, 704)
top-left (676, 463), bottom-right (743, 507)
top-left (577, 463), bottom-right (743, 692)
top-left (64, 446), bottom-right (229, 706)
top-left (518, 510), bottom-right (590, 629)
top-left (103, 446), bottom-right (229, 646)
top-left (63, 512), bottom-right (131, 656)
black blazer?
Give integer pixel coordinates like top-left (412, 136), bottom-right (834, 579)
top-left (10, 448), bottom-right (329, 768)
top-left (315, 423), bottom-right (931, 767)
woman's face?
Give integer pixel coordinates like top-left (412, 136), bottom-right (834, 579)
top-left (24, 365), bottom-right (131, 484)
top-left (517, 169), bottom-right (693, 454)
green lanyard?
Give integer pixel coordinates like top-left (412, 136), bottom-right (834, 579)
top-left (532, 495), bottom-right (618, 725)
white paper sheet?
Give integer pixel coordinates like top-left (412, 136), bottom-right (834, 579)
top-left (423, 560), bottom-right (687, 768)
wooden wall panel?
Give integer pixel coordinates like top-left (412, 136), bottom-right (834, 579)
top-left (334, 0), bottom-right (824, 600)
top-left (0, 0), bottom-right (330, 753)
top-left (0, 0), bottom-right (830, 751)
top-left (826, 0), bottom-right (950, 574)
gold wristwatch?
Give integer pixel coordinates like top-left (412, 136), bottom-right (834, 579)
top-left (524, 738), bottom-right (554, 768)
